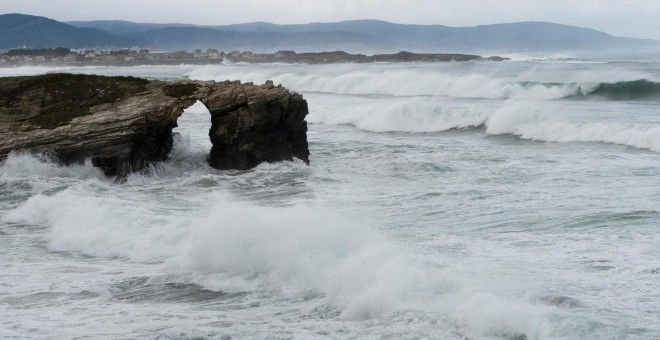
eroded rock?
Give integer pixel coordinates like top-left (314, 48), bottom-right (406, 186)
top-left (0, 73), bottom-right (309, 176)
top-left (204, 80), bottom-right (309, 170)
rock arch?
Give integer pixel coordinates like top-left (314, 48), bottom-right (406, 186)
top-left (0, 74), bottom-right (309, 176)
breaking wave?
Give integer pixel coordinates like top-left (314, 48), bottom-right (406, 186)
top-left (3, 188), bottom-right (433, 319)
top-left (307, 97), bottom-right (490, 133)
top-left (188, 65), bottom-right (660, 100)
top-left (518, 79), bottom-right (660, 100)
top-left (307, 97), bottom-right (660, 152)
top-left (571, 80), bottom-right (660, 100)
top-left (3, 186), bottom-right (552, 337)
top-left (485, 102), bottom-right (660, 151)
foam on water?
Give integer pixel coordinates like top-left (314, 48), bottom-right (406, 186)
top-left (485, 101), bottom-right (660, 152)
top-left (3, 178), bottom-right (557, 338)
top-left (168, 198), bottom-right (427, 320)
top-left (0, 152), bottom-right (105, 181)
top-left (188, 66), bottom-right (572, 99)
top-left (187, 63), bottom-right (658, 100)
top-left (502, 53), bottom-right (580, 62)
top-left (2, 59), bottom-right (659, 339)
top-left (306, 95), bottom-right (660, 153)
top-left (307, 96), bottom-right (491, 133)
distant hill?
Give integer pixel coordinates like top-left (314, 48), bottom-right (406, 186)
top-left (215, 20), bottom-right (659, 51)
top-left (67, 20), bottom-right (195, 35)
top-left (69, 18), bottom-right (660, 52)
top-left (0, 14), bottom-right (133, 49)
top-left (4, 14), bottom-right (658, 52)
top-left (125, 27), bottom-right (385, 51)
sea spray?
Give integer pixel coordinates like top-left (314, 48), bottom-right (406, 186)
top-left (6, 187), bottom-right (429, 319)
top-left (3, 60), bottom-right (659, 339)
top-left (166, 199), bottom-right (430, 320)
top-left (5, 188), bottom-right (190, 262)
top-left (307, 94), bottom-right (660, 153)
top-left (307, 96), bottom-right (491, 133)
top-left (187, 63), bottom-right (660, 100)
top-left (188, 66), bottom-right (582, 99)
top-left (0, 152), bottom-right (105, 181)
top-left (485, 101), bottom-right (660, 152)
top-left (4, 185), bottom-right (555, 337)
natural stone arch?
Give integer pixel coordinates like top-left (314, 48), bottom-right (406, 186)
top-left (0, 74), bottom-right (309, 177)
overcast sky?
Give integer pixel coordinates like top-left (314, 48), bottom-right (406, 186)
top-left (4, 0), bottom-right (660, 39)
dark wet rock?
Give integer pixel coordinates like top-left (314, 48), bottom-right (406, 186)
top-left (206, 80), bottom-right (309, 170)
top-left (0, 74), bottom-right (309, 176)
top-left (371, 51), bottom-right (485, 62)
top-left (226, 50), bottom-right (509, 64)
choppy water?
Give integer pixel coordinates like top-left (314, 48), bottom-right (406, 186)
top-left (1, 55), bottom-right (660, 339)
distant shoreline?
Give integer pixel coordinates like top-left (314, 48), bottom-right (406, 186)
top-left (0, 59), bottom-right (226, 68)
top-left (0, 50), bottom-right (508, 68)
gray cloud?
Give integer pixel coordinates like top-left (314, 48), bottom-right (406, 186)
top-left (3, 0), bottom-right (660, 39)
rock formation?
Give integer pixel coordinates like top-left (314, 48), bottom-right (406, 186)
top-left (226, 50), bottom-right (509, 64)
top-left (0, 74), bottom-right (309, 176)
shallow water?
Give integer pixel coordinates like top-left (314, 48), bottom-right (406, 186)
top-left (1, 56), bottom-right (660, 339)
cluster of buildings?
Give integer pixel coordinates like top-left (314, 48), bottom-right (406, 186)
top-left (0, 47), bottom-right (374, 65)
top-left (0, 48), bottom-right (270, 65)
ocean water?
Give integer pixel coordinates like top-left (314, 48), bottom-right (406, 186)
top-left (1, 56), bottom-right (659, 339)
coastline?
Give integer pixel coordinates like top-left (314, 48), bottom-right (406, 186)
top-left (0, 50), bottom-right (509, 68)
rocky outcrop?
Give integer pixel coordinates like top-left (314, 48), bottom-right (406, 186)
top-left (204, 80), bottom-right (309, 170)
top-left (0, 74), bottom-right (309, 176)
top-left (227, 50), bottom-right (510, 64)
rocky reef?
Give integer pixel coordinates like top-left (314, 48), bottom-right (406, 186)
top-left (228, 50), bottom-right (509, 64)
top-left (0, 74), bottom-right (309, 176)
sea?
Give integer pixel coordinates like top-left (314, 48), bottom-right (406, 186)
top-left (1, 53), bottom-right (659, 339)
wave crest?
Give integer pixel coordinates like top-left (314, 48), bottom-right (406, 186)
top-left (308, 97), bottom-right (660, 152)
top-left (188, 65), bottom-right (659, 100)
top-left (576, 80), bottom-right (660, 100)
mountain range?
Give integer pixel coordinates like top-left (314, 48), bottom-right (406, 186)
top-left (2, 13), bottom-right (659, 53)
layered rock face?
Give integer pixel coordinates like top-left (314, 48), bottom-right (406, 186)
top-left (0, 74), bottom-right (309, 176)
top-left (204, 80), bottom-right (309, 170)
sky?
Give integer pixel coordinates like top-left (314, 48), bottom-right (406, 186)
top-left (3, 0), bottom-right (660, 40)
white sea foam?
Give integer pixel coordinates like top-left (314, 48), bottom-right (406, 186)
top-left (452, 293), bottom-right (551, 339)
top-left (6, 189), bottom-right (427, 319)
top-left (307, 96), bottom-right (660, 153)
top-left (187, 64), bottom-right (656, 100)
top-left (188, 66), bottom-right (575, 99)
top-left (2, 62), bottom-right (658, 339)
top-left (501, 53), bottom-right (580, 62)
top-left (307, 97), bottom-right (490, 133)
top-left (4, 186), bottom-right (553, 337)
top-left (0, 152), bottom-right (106, 181)
top-left (167, 200), bottom-right (433, 320)
top-left (485, 102), bottom-right (660, 152)
top-left (5, 188), bottom-right (188, 262)
top-left (0, 66), bottom-right (80, 77)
